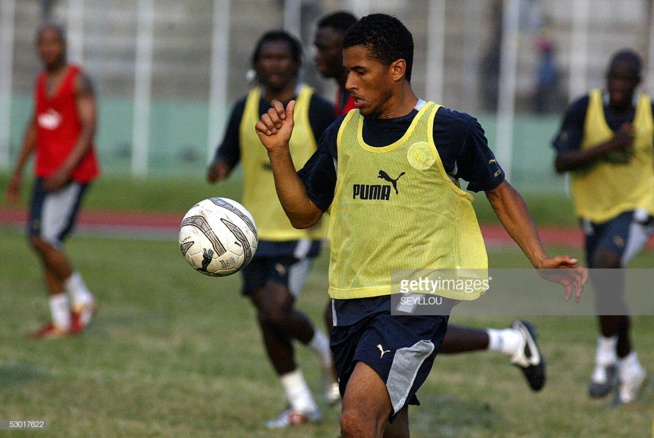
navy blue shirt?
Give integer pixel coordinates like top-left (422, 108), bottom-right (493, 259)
top-left (213, 91), bottom-right (336, 168)
top-left (211, 89), bottom-right (335, 257)
top-left (552, 92), bottom-right (654, 152)
top-left (299, 102), bottom-right (505, 326)
top-left (298, 103), bottom-right (505, 213)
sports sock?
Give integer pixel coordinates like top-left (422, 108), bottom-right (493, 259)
top-left (64, 272), bottom-right (94, 306)
top-left (280, 369), bottom-right (318, 413)
top-left (307, 328), bottom-right (332, 369)
top-left (618, 351), bottom-right (644, 381)
top-left (49, 293), bottom-right (71, 330)
top-left (595, 335), bottom-right (618, 366)
top-left (486, 328), bottom-right (522, 356)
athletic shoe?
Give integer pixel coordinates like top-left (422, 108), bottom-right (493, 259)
top-left (614, 368), bottom-right (648, 405)
top-left (70, 297), bottom-right (97, 334)
top-left (29, 323), bottom-right (68, 339)
top-left (265, 408), bottom-right (322, 428)
top-left (323, 380), bottom-right (341, 406)
top-left (510, 320), bottom-right (546, 391)
top-left (589, 364), bottom-right (618, 398)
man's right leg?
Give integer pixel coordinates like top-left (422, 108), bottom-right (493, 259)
top-left (250, 284), bottom-right (322, 427)
top-left (340, 361), bottom-right (398, 438)
top-left (587, 213), bottom-right (650, 402)
top-left (28, 180), bottom-right (96, 337)
top-left (441, 323), bottom-right (546, 391)
top-left (29, 236), bottom-right (72, 338)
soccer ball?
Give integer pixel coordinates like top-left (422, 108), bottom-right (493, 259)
top-left (178, 197), bottom-right (258, 276)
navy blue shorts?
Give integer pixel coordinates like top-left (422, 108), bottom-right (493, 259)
top-left (29, 178), bottom-right (89, 247)
top-left (239, 238), bottom-right (321, 296)
top-left (583, 210), bottom-right (653, 314)
top-left (331, 310), bottom-right (449, 416)
top-left (583, 210), bottom-right (653, 267)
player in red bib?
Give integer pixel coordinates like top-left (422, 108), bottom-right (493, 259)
top-left (6, 23), bottom-right (99, 338)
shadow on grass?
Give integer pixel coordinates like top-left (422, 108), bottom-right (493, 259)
top-left (411, 391), bottom-right (501, 437)
top-left (0, 363), bottom-right (49, 390)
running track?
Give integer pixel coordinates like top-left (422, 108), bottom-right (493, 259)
top-left (1, 207), bottom-right (653, 250)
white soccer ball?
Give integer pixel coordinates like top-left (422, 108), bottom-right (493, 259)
top-left (178, 197), bottom-right (258, 276)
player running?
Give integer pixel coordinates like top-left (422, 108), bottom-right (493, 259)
top-left (552, 49), bottom-right (651, 404)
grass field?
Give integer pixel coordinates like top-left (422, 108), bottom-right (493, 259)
top-left (1, 174), bottom-right (653, 437)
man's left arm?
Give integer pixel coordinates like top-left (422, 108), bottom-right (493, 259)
top-left (485, 180), bottom-right (586, 301)
top-left (44, 71), bottom-right (97, 191)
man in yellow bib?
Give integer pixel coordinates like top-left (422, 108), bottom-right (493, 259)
top-left (553, 49), bottom-right (652, 405)
top-left (258, 14), bottom-right (586, 437)
top-left (207, 30), bottom-right (337, 428)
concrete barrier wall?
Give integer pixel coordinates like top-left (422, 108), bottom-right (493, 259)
top-left (8, 94), bottom-right (567, 194)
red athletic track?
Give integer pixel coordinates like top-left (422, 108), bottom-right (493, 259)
top-left (1, 207), bottom-right (653, 250)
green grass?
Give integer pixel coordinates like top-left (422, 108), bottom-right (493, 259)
top-left (0, 173), bottom-right (244, 214)
top-left (1, 229), bottom-right (653, 437)
top-left (1, 174), bottom-right (653, 436)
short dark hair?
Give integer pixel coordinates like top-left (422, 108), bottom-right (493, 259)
top-left (251, 30), bottom-right (303, 68)
top-left (342, 13), bottom-right (414, 81)
top-left (36, 22), bottom-right (66, 43)
top-left (317, 11), bottom-right (358, 35)
top-left (608, 49), bottom-right (642, 77)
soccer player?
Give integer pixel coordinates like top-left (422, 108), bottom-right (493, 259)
top-left (313, 10), bottom-right (549, 394)
top-left (313, 11), bottom-right (358, 117)
top-left (258, 14), bottom-right (585, 437)
top-left (552, 49), bottom-right (651, 404)
top-left (5, 23), bottom-right (99, 338)
top-left (206, 30), bottom-right (337, 428)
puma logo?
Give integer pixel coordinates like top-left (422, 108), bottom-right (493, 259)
top-left (378, 170), bottom-right (405, 194)
top-left (377, 344), bottom-right (390, 358)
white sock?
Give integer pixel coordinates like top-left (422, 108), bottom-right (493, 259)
top-left (280, 369), bottom-right (318, 413)
top-left (595, 336), bottom-right (618, 366)
top-left (64, 272), bottom-right (93, 306)
top-left (307, 329), bottom-right (332, 369)
top-left (618, 351), bottom-right (644, 380)
top-left (49, 293), bottom-right (71, 330)
top-left (487, 328), bottom-right (523, 356)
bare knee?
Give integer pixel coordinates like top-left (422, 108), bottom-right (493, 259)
top-left (340, 407), bottom-right (378, 438)
top-left (257, 307), bottom-right (288, 328)
top-left (592, 248), bottom-right (621, 269)
top-left (252, 285), bottom-right (293, 327)
top-left (29, 235), bottom-right (54, 255)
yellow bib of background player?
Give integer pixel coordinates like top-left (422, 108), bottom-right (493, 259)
top-left (240, 86), bottom-right (325, 241)
top-left (328, 102), bottom-right (488, 300)
top-left (571, 89), bottom-right (654, 223)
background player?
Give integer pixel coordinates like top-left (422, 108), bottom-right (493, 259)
top-left (206, 30), bottom-right (338, 428)
top-left (5, 23), bottom-right (99, 338)
top-left (552, 49), bottom-right (651, 404)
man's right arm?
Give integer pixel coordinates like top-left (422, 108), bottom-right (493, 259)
top-left (207, 100), bottom-right (244, 183)
top-left (554, 124), bottom-right (634, 173)
top-left (256, 100), bottom-right (324, 229)
top-left (6, 117), bottom-right (37, 203)
top-left (553, 96), bottom-right (634, 173)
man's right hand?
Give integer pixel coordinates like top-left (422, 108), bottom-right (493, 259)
top-left (207, 161), bottom-right (230, 183)
top-left (610, 122), bottom-right (635, 150)
top-left (255, 99), bottom-right (296, 154)
top-left (604, 123), bottom-right (635, 164)
top-left (6, 174), bottom-right (21, 203)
